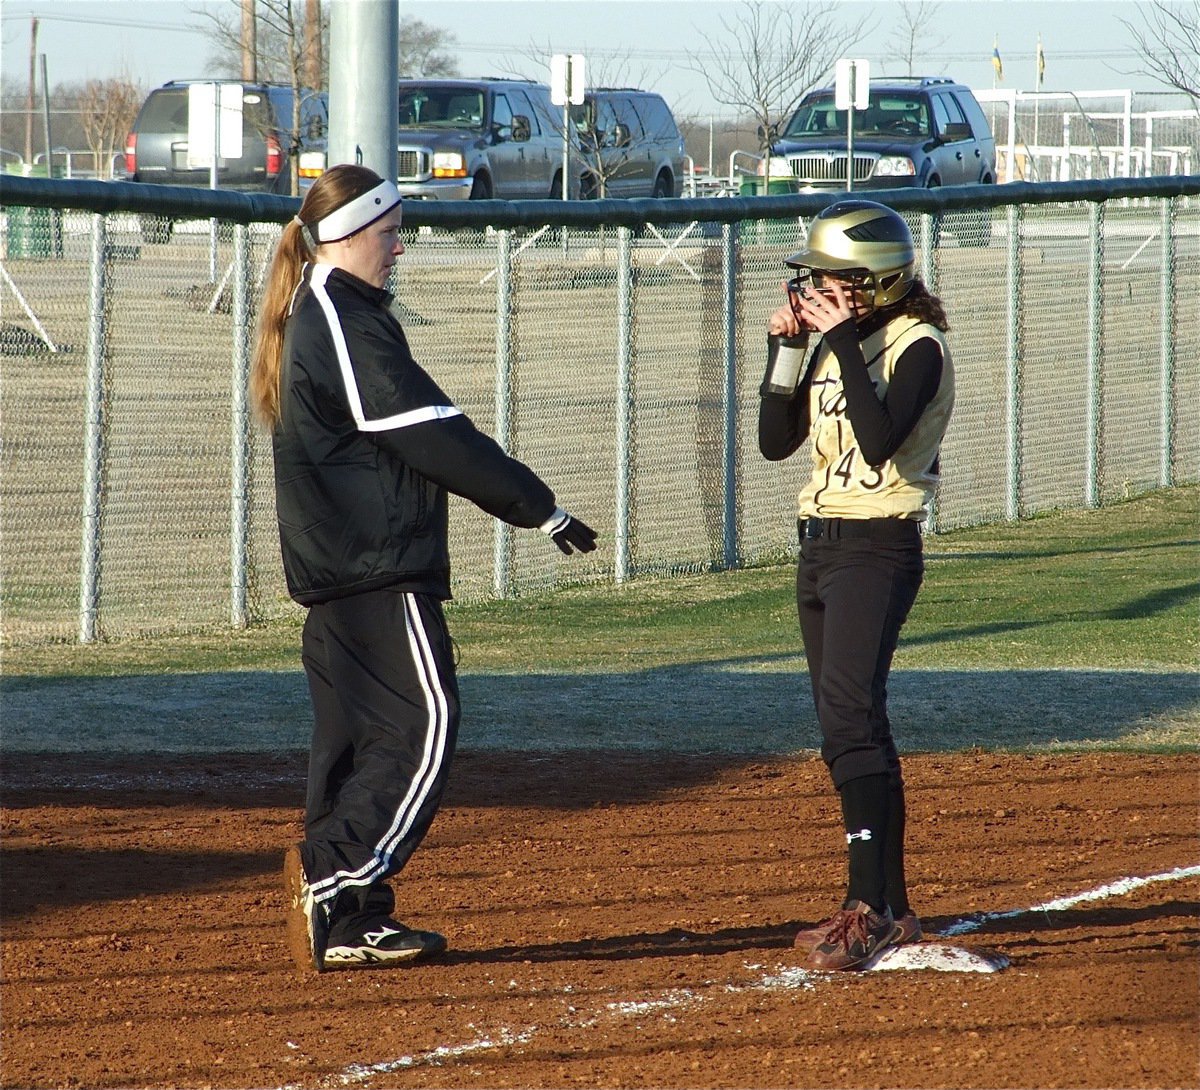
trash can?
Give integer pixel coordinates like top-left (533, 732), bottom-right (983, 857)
top-left (5, 206), bottom-right (62, 259)
top-left (4, 164), bottom-right (64, 259)
top-left (739, 175), bottom-right (800, 246)
top-left (738, 176), bottom-right (798, 197)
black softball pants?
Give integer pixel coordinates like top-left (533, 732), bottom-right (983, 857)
top-left (795, 520), bottom-right (924, 790)
top-left (298, 588), bottom-right (460, 944)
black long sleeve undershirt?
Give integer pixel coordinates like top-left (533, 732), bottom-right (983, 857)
top-left (758, 319), bottom-right (943, 467)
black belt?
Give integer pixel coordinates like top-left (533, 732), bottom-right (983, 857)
top-left (798, 516), bottom-right (920, 543)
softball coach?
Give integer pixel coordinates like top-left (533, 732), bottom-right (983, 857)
top-left (252, 164), bottom-right (596, 972)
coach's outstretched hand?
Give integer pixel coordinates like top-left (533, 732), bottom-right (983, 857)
top-left (540, 508), bottom-right (598, 555)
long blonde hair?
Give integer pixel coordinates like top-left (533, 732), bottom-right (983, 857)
top-left (251, 164), bottom-right (385, 429)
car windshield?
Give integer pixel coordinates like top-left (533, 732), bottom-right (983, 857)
top-left (783, 93), bottom-right (932, 139)
top-left (398, 89), bottom-right (485, 129)
top-left (138, 87), bottom-right (272, 137)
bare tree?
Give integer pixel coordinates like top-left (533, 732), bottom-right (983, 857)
top-left (684, 0), bottom-right (868, 182)
top-left (261, 0), bottom-right (306, 195)
top-left (200, 4), bottom-right (457, 85)
top-left (77, 77), bottom-right (143, 179)
top-left (1121, 0), bottom-right (1200, 106)
top-left (196, 0), bottom-right (317, 85)
top-left (397, 15), bottom-right (459, 77)
top-left (888, 1), bottom-right (947, 77)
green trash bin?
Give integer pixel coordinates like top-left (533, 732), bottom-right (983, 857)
top-left (738, 176), bottom-right (798, 197)
top-left (4, 164), bottom-right (64, 259)
top-left (739, 175), bottom-right (800, 246)
top-left (6, 206), bottom-right (63, 259)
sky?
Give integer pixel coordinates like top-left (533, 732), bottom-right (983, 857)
top-left (0, 0), bottom-right (1183, 120)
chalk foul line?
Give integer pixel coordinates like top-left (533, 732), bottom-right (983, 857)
top-left (940, 863), bottom-right (1200, 936)
top-left (314, 865), bottom-right (1198, 1085)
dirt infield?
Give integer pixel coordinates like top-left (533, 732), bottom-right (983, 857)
top-left (2, 750), bottom-right (1197, 1090)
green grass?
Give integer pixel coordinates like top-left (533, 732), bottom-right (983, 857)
top-left (3, 486), bottom-right (1196, 678)
top-left (2, 487), bottom-right (1196, 755)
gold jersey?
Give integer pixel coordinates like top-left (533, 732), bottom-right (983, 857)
top-left (797, 318), bottom-right (954, 522)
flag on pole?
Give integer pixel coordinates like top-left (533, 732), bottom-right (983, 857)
top-left (992, 36), bottom-right (1003, 82)
top-left (1036, 34), bottom-right (1045, 88)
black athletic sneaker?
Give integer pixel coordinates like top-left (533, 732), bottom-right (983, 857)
top-left (808, 899), bottom-right (898, 971)
top-left (284, 845), bottom-right (329, 973)
top-left (323, 920), bottom-right (447, 970)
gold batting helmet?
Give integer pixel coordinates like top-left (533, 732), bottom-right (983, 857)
top-left (785, 200), bottom-right (915, 310)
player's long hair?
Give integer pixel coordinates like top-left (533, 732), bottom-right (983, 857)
top-left (251, 164), bottom-right (383, 429)
top-left (881, 277), bottom-right (949, 332)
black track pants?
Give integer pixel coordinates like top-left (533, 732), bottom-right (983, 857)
top-left (796, 532), bottom-right (923, 789)
top-left (298, 588), bottom-right (460, 938)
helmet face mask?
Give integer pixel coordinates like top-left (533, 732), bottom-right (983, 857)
top-left (785, 200), bottom-right (916, 318)
top-left (786, 266), bottom-right (875, 321)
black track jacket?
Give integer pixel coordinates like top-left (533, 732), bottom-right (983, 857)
top-left (273, 262), bottom-right (557, 605)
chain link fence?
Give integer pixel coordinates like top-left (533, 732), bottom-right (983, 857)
top-left (2, 177), bottom-right (1197, 645)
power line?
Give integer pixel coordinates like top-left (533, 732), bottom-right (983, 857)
top-left (452, 40), bottom-right (1146, 64)
top-left (0, 10), bottom-right (196, 32)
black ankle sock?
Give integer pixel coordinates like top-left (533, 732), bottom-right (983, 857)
top-left (884, 781), bottom-right (910, 917)
top-left (839, 772), bottom-right (890, 913)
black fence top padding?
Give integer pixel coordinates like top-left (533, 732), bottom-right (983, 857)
top-left (2, 173), bottom-right (1198, 229)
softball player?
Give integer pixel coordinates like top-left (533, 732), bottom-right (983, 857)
top-left (757, 200), bottom-right (954, 970)
top-left (251, 164), bottom-right (596, 972)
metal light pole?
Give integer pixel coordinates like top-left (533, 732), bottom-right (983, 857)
top-left (328, 0), bottom-right (399, 180)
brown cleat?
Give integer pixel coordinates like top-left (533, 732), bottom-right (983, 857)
top-left (807, 899), bottom-right (899, 971)
top-left (796, 908), bottom-right (922, 951)
top-left (284, 845), bottom-right (328, 972)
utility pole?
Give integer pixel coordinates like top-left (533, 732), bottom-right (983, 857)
top-left (304, 0), bottom-right (323, 90)
top-left (240, 0), bottom-right (257, 82)
top-left (25, 17), bottom-right (37, 166)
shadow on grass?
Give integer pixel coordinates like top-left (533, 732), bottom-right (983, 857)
top-left (1, 662), bottom-right (1196, 757)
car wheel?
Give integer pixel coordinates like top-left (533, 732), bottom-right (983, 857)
top-left (469, 174), bottom-right (492, 200)
top-left (652, 172), bottom-right (672, 198)
top-left (923, 179), bottom-right (944, 249)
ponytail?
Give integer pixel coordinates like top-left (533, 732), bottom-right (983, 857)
top-left (251, 163), bottom-right (386, 430)
top-left (251, 220), bottom-right (307, 429)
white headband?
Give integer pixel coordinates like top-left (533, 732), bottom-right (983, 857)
top-left (306, 179), bottom-right (401, 245)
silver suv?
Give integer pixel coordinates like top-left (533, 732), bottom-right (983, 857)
top-left (124, 79), bottom-right (327, 242)
top-left (572, 88), bottom-right (686, 199)
top-left (395, 78), bottom-right (574, 200)
top-left (125, 80), bottom-right (327, 194)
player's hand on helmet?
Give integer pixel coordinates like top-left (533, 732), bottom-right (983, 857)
top-left (540, 508), bottom-right (598, 555)
top-left (793, 279), bottom-right (854, 334)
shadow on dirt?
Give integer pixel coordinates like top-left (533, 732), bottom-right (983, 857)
top-left (444, 920), bottom-right (800, 966)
